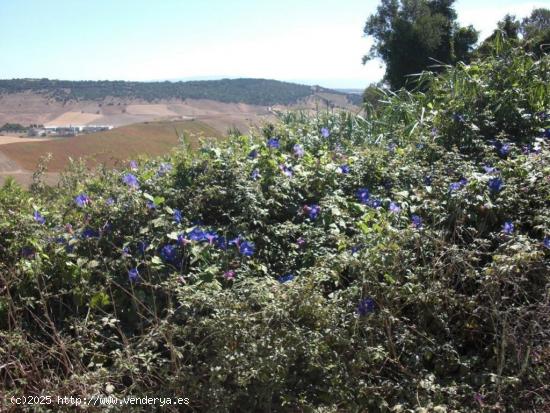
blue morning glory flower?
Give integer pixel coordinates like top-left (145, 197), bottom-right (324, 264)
top-left (502, 221), bottom-right (514, 234)
top-left (146, 201), bottom-right (156, 210)
top-left (128, 268), bottom-right (139, 282)
top-left (21, 246), bottom-right (35, 259)
top-left (75, 193), bottom-right (90, 207)
top-left (411, 215), bottom-right (423, 229)
top-left (304, 204), bottom-right (321, 220)
top-left (251, 168), bottom-right (260, 180)
top-left (483, 165), bottom-right (497, 174)
top-left (280, 164), bottom-right (293, 177)
top-left (450, 178), bottom-right (467, 192)
top-left (158, 162), bottom-right (173, 176)
top-left (453, 113), bottom-right (465, 123)
top-left (239, 241), bottom-right (255, 256)
top-left (488, 177), bottom-right (503, 193)
top-left (278, 273), bottom-right (294, 283)
top-left (173, 208), bottom-right (182, 223)
top-left (366, 198), bottom-right (382, 208)
top-left (321, 127), bottom-right (330, 138)
top-left (356, 188), bottom-right (370, 204)
top-left (229, 235), bottom-right (243, 247)
top-left (543, 236), bottom-right (550, 249)
top-left (357, 298), bottom-right (376, 316)
top-left (122, 246), bottom-right (131, 257)
top-left (216, 236), bottom-right (227, 250)
top-left (161, 244), bottom-right (177, 263)
top-left (137, 240), bottom-right (149, 255)
top-left (389, 202), bottom-right (401, 213)
top-left (267, 137), bottom-right (280, 149)
top-left (123, 173), bottom-right (139, 189)
top-left (81, 227), bottom-right (99, 238)
top-left (248, 149), bottom-right (258, 159)
top-left (337, 164), bottom-right (350, 174)
top-left (293, 144), bottom-right (305, 157)
top-left (188, 227), bottom-right (207, 242)
top-left (33, 210), bottom-right (45, 224)
top-left (205, 230), bottom-right (219, 245)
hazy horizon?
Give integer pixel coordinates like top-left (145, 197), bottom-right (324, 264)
top-left (1, 0), bottom-right (547, 89)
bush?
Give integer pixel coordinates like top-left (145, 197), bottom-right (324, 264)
top-left (1, 43), bottom-right (549, 412)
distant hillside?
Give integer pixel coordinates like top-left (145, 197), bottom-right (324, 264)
top-left (0, 78), bottom-right (362, 106)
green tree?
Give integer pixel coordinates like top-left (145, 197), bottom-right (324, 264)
top-left (363, 0), bottom-right (478, 90)
top-left (521, 8), bottom-right (550, 57)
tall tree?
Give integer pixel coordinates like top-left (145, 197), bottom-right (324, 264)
top-left (363, 0), bottom-right (478, 90)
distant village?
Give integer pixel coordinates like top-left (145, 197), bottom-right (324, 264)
top-left (0, 122), bottom-right (113, 137)
top-left (29, 124), bottom-right (114, 137)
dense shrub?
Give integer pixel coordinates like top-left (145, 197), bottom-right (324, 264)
top-left (1, 44), bottom-right (549, 412)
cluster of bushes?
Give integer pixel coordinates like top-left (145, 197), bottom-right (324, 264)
top-left (1, 44), bottom-right (549, 411)
top-left (0, 78), bottom-right (359, 106)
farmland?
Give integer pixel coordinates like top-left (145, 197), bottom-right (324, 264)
top-left (1, 42), bottom-right (549, 411)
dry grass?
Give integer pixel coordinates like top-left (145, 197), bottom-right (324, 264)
top-left (0, 120), bottom-right (220, 172)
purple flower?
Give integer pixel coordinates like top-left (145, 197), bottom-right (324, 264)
top-left (389, 202), bottom-right (401, 214)
top-left (366, 198), bottom-right (382, 208)
top-left (81, 227), bottom-right (99, 238)
top-left (296, 237), bottom-right (306, 248)
top-left (411, 215), bottom-right (423, 229)
top-left (388, 143), bottom-right (397, 153)
top-left (122, 246), bottom-right (131, 257)
top-left (239, 241), bottom-right (255, 257)
top-left (449, 177), bottom-right (467, 192)
top-left (453, 113), bottom-right (465, 123)
top-left (267, 138), bottom-right (280, 149)
top-left (33, 210), bottom-right (45, 224)
top-left (483, 165), bottom-right (497, 174)
top-left (543, 236), bottom-right (550, 249)
top-left (304, 204), bottom-right (321, 220)
top-left (338, 164), bottom-right (350, 174)
top-left (21, 246), bottom-right (35, 259)
top-left (502, 221), bottom-right (514, 234)
top-left (137, 240), bottom-right (149, 255)
top-left (357, 297), bottom-right (375, 316)
top-left (543, 128), bottom-right (550, 139)
top-left (493, 141), bottom-right (511, 157)
top-left (248, 149), bottom-right (258, 159)
top-left (216, 236), bottom-right (227, 250)
top-left (424, 175), bottom-right (433, 186)
top-left (205, 230), bottom-right (219, 245)
top-left (157, 162), bottom-right (172, 176)
top-left (75, 193), bottom-right (90, 207)
top-left (173, 208), bottom-right (183, 224)
top-left (161, 244), bottom-right (177, 263)
top-left (224, 270), bottom-right (236, 280)
top-left (293, 144), bottom-right (305, 157)
top-left (177, 233), bottom-right (190, 246)
top-left (188, 227), bottom-right (206, 242)
top-left (123, 173), bottom-right (139, 189)
top-left (105, 197), bottom-right (115, 206)
top-left (128, 268), bottom-right (139, 282)
top-left (356, 188), bottom-right (370, 204)
top-left (488, 177), bottom-right (503, 193)
top-left (146, 201), bottom-right (156, 210)
top-left (321, 127), bottom-right (330, 138)
top-left (229, 236), bottom-right (243, 248)
top-left (129, 160), bottom-right (138, 171)
top-left (280, 164), bottom-right (293, 177)
top-left (278, 273), bottom-right (294, 283)
top-left (251, 168), bottom-right (260, 180)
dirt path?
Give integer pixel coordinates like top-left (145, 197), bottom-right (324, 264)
top-left (0, 135), bottom-right (55, 145)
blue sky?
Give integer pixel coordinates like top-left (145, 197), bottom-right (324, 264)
top-left (0, 0), bottom-right (547, 88)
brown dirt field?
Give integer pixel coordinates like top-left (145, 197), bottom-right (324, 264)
top-left (0, 135), bottom-right (56, 145)
top-left (0, 120), bottom-right (221, 173)
top-left (45, 111), bottom-right (103, 126)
